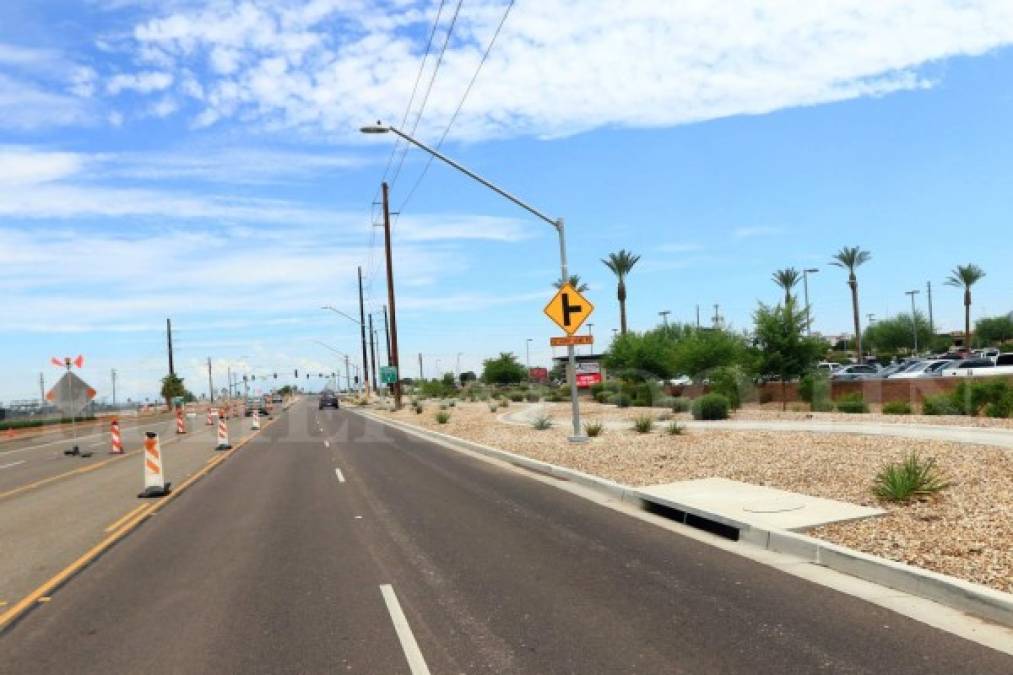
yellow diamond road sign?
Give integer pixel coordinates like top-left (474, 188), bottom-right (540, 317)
top-left (544, 283), bottom-right (594, 336)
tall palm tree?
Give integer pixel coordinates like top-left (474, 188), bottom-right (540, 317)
top-left (830, 246), bottom-right (872, 360)
top-left (601, 249), bottom-right (641, 335)
top-left (772, 267), bottom-right (801, 305)
top-left (553, 274), bottom-right (589, 292)
top-left (945, 263), bottom-right (986, 349)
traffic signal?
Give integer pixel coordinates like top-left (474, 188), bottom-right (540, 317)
top-left (294, 369), bottom-right (298, 378)
top-left (273, 373), bottom-right (277, 379)
top-left (354, 376), bottom-right (359, 384)
top-left (251, 374), bottom-right (256, 381)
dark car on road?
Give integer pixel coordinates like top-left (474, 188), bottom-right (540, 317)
top-left (319, 391), bottom-right (339, 410)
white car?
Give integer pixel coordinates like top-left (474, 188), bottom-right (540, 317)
top-left (940, 358), bottom-right (996, 377)
top-left (993, 353), bottom-right (1013, 375)
top-left (889, 359), bottom-right (951, 379)
top-left (815, 362), bottom-right (842, 375)
top-left (830, 364), bottom-right (881, 380)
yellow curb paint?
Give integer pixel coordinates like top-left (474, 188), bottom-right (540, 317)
top-left (0, 417), bottom-right (276, 631)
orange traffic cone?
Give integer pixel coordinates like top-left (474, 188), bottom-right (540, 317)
top-left (138, 432), bottom-right (171, 498)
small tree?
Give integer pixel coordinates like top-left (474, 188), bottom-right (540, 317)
top-left (481, 352), bottom-right (527, 385)
top-left (974, 314), bottom-right (1013, 347)
top-left (863, 311), bottom-right (933, 356)
top-left (160, 373), bottom-right (186, 408)
top-left (753, 300), bottom-right (825, 410)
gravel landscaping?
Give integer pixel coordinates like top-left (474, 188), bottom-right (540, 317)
top-left (376, 400), bottom-right (1013, 593)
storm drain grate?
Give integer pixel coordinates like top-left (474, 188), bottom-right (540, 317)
top-left (641, 499), bottom-right (740, 542)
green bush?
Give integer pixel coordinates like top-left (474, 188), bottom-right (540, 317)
top-left (922, 394), bottom-right (960, 416)
top-left (589, 382), bottom-right (606, 397)
top-left (984, 392), bottom-right (1013, 418)
top-left (835, 393), bottom-right (869, 414)
top-left (531, 414), bottom-right (553, 430)
top-left (799, 372), bottom-right (832, 411)
top-left (881, 401), bottom-right (912, 415)
top-left (655, 395), bottom-right (678, 409)
top-left (546, 393), bottom-right (563, 402)
top-left (708, 366), bottom-right (747, 409)
top-left (584, 421), bottom-right (605, 437)
top-left (508, 392), bottom-right (524, 402)
top-left (594, 391), bottom-right (610, 404)
top-left (499, 398), bottom-right (510, 408)
top-left (525, 392), bottom-right (540, 403)
top-left (435, 411), bottom-right (451, 424)
top-left (488, 402), bottom-right (499, 412)
top-left (670, 397), bottom-right (690, 413)
top-left (666, 421), bottom-right (686, 435)
top-left (608, 393), bottom-right (631, 408)
top-left (692, 393), bottom-right (730, 420)
top-left (873, 453), bottom-right (949, 502)
top-left (632, 415), bottom-right (654, 433)
top-left (953, 380), bottom-right (1009, 416)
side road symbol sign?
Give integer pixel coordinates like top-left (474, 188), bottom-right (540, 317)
top-left (543, 282), bottom-right (593, 336)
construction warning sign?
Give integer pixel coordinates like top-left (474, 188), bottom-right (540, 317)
top-left (46, 372), bottom-right (96, 415)
top-left (543, 283), bottom-right (594, 336)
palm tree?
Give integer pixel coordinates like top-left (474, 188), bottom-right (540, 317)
top-left (772, 267), bottom-right (801, 305)
top-left (601, 249), bottom-right (641, 335)
top-left (830, 246), bottom-right (872, 361)
top-left (553, 274), bottom-right (589, 292)
top-left (945, 264), bottom-right (986, 349)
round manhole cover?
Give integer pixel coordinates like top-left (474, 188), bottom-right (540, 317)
top-left (742, 500), bottom-right (805, 513)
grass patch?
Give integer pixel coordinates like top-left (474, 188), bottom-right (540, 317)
top-left (872, 453), bottom-right (949, 502)
top-left (666, 421), bottom-right (686, 435)
top-left (632, 415), bottom-right (655, 433)
top-left (584, 421), bottom-right (604, 437)
top-left (531, 414), bottom-right (553, 430)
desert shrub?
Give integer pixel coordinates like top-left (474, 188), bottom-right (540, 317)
top-left (657, 411), bottom-right (673, 421)
top-left (435, 411), bottom-right (451, 424)
top-left (953, 380), bottom-right (1009, 416)
top-left (584, 421), bottom-right (605, 437)
top-left (488, 402), bottom-right (499, 412)
top-left (881, 401), bottom-right (912, 415)
top-left (448, 400), bottom-right (456, 407)
top-left (439, 402), bottom-right (449, 410)
top-left (922, 394), bottom-right (960, 416)
top-left (666, 421), bottom-right (686, 435)
top-left (531, 414), bottom-right (553, 430)
top-left (594, 391), bottom-right (610, 404)
top-left (655, 395), bottom-right (678, 409)
top-left (608, 393), bottom-right (631, 408)
top-left (835, 393), bottom-right (869, 414)
top-left (872, 453), bottom-right (949, 502)
top-left (799, 372), bottom-right (832, 411)
top-left (525, 392), bottom-right (540, 403)
top-left (984, 391), bottom-right (1013, 418)
top-left (546, 393), bottom-right (563, 402)
top-left (692, 393), bottom-right (730, 420)
top-left (499, 398), bottom-right (510, 408)
top-left (669, 397), bottom-right (690, 413)
top-left (632, 415), bottom-right (654, 433)
top-left (589, 382), bottom-right (606, 397)
top-left (414, 404), bottom-right (423, 415)
top-left (708, 365), bottom-right (748, 409)
top-left (508, 392), bottom-right (525, 402)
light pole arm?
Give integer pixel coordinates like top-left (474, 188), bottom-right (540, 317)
top-left (385, 126), bottom-right (559, 230)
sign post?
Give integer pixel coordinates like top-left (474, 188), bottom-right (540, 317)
top-left (544, 283), bottom-right (595, 441)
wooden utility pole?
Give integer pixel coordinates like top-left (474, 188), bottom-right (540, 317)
top-left (382, 305), bottom-right (392, 365)
top-left (357, 266), bottom-right (370, 397)
top-left (368, 313), bottom-right (378, 396)
top-left (381, 182), bottom-right (403, 409)
top-left (207, 357), bottom-right (214, 403)
top-left (166, 318), bottom-right (175, 376)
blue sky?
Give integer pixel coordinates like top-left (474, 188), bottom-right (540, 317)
top-left (2, 1), bottom-right (1013, 402)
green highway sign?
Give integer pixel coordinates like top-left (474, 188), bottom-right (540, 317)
top-left (380, 366), bottom-right (398, 384)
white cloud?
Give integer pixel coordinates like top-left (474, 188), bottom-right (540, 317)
top-left (0, 74), bottom-right (92, 129)
top-left (106, 70), bottom-right (174, 95)
top-left (0, 147), bottom-right (86, 185)
top-left (733, 226), bottom-right (784, 239)
top-left (108, 1), bottom-right (1013, 140)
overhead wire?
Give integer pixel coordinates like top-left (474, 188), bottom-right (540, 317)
top-left (395, 0), bottom-right (516, 217)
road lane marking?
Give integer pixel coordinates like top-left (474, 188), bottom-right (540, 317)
top-left (0, 451), bottom-right (140, 502)
top-left (0, 460), bottom-right (26, 470)
top-left (104, 503), bottom-right (150, 533)
top-left (335, 468), bottom-right (345, 483)
top-left (380, 585), bottom-right (431, 675)
top-left (324, 440), bottom-right (330, 448)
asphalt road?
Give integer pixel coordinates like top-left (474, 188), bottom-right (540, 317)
top-left (3, 399), bottom-right (1010, 674)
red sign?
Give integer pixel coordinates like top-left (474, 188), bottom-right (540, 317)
top-left (575, 372), bottom-right (602, 388)
top-left (528, 367), bottom-right (549, 382)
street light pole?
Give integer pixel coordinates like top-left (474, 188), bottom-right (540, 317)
top-left (906, 289), bottom-right (920, 353)
top-left (362, 123), bottom-right (585, 441)
top-left (525, 338), bottom-right (532, 372)
top-left (803, 268), bottom-right (819, 336)
top-left (658, 310), bottom-right (670, 327)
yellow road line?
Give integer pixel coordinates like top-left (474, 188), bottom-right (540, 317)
top-left (0, 416), bottom-right (277, 632)
top-left (103, 503), bottom-right (149, 533)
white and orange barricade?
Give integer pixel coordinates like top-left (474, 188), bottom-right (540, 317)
top-left (137, 431), bottom-right (170, 497)
top-left (175, 408), bottom-right (186, 434)
top-left (251, 408), bottom-right (260, 430)
top-left (206, 408), bottom-right (215, 426)
top-left (215, 415), bottom-right (232, 451)
top-left (110, 418), bottom-right (124, 454)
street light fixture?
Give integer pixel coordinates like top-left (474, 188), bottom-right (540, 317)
top-left (658, 310), bottom-right (671, 327)
top-left (361, 122), bottom-right (586, 441)
top-left (802, 268), bottom-right (819, 336)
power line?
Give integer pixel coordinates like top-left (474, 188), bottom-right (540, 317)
top-left (397, 0), bottom-right (516, 215)
top-left (387, 0), bottom-right (465, 191)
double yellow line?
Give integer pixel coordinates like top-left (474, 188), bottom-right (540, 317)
top-left (0, 415), bottom-right (279, 632)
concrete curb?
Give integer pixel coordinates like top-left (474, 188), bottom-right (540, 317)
top-left (357, 409), bottom-right (1013, 629)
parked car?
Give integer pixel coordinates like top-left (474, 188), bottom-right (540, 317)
top-left (244, 399), bottom-right (269, 416)
top-left (993, 353), bottom-right (1013, 375)
top-left (940, 358), bottom-right (996, 377)
top-left (319, 391), bottom-right (340, 409)
top-left (888, 359), bottom-right (950, 379)
top-left (831, 364), bottom-right (881, 381)
top-left (815, 362), bottom-right (842, 375)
